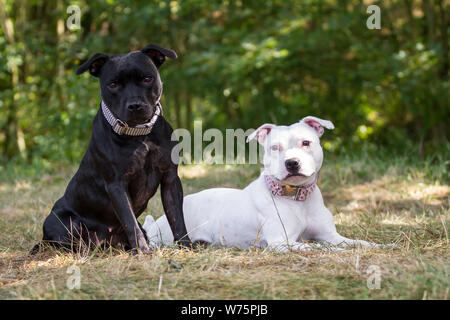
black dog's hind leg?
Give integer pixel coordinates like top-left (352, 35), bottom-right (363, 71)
top-left (29, 242), bottom-right (43, 255)
top-left (29, 239), bottom-right (68, 255)
top-left (35, 202), bottom-right (87, 253)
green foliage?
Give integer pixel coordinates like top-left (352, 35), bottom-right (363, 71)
top-left (0, 0), bottom-right (448, 164)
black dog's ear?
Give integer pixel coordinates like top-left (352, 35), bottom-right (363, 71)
top-left (141, 44), bottom-right (177, 68)
top-left (76, 53), bottom-right (109, 77)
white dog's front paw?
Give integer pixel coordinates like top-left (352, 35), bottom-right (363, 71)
top-left (312, 242), bottom-right (346, 251)
top-left (378, 242), bottom-right (396, 249)
top-left (291, 242), bottom-right (313, 251)
top-left (269, 242), bottom-right (313, 252)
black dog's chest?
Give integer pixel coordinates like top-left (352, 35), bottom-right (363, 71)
top-left (123, 140), bottom-right (166, 211)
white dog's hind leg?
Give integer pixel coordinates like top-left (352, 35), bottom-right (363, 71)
top-left (143, 215), bottom-right (155, 228)
top-left (142, 214), bottom-right (174, 247)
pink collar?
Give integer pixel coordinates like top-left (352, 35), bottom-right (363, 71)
top-left (264, 175), bottom-right (317, 201)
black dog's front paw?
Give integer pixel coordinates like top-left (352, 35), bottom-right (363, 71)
top-left (139, 241), bottom-right (152, 255)
top-left (140, 245), bottom-right (152, 255)
top-left (176, 238), bottom-right (193, 249)
top-left (131, 246), bottom-right (151, 255)
top-left (130, 237), bottom-right (152, 255)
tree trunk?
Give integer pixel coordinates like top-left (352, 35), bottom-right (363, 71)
top-left (403, 0), bottom-right (416, 39)
top-left (56, 0), bottom-right (67, 107)
top-left (0, 0), bottom-right (26, 160)
top-left (174, 92), bottom-right (181, 129)
top-left (185, 93), bottom-right (192, 132)
top-left (437, 0), bottom-right (449, 79)
top-left (422, 0), bottom-right (435, 46)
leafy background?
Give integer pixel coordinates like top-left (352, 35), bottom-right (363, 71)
top-left (0, 0), bottom-right (448, 167)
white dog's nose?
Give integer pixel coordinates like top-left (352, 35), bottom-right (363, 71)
top-left (285, 158), bottom-right (301, 172)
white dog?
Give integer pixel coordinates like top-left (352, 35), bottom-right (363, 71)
top-left (143, 116), bottom-right (380, 251)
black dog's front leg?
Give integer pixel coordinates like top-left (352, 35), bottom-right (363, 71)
top-left (161, 170), bottom-right (191, 248)
top-left (106, 181), bottom-right (150, 254)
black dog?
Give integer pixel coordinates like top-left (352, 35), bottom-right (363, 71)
top-left (31, 44), bottom-right (191, 254)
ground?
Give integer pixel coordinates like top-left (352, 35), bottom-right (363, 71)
top-left (0, 154), bottom-right (448, 299)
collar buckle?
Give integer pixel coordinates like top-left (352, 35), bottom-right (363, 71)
top-left (294, 187), bottom-right (301, 201)
top-left (113, 118), bottom-right (128, 135)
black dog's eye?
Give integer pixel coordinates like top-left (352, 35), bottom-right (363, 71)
top-left (108, 82), bottom-right (118, 89)
top-left (143, 77), bottom-right (153, 84)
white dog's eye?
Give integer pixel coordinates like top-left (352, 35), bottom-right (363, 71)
top-left (271, 144), bottom-right (282, 151)
top-left (302, 140), bottom-right (311, 147)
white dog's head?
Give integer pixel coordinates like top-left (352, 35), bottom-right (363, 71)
top-left (247, 116), bottom-right (334, 186)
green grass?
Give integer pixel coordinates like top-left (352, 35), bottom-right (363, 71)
top-left (0, 154), bottom-right (448, 299)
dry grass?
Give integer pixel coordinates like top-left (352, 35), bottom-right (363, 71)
top-left (0, 156), bottom-right (448, 299)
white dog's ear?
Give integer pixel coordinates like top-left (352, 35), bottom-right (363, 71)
top-left (246, 123), bottom-right (276, 145)
top-left (299, 116), bottom-right (334, 137)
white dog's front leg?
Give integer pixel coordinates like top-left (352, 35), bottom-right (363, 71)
top-left (306, 200), bottom-right (380, 249)
top-left (319, 233), bottom-right (380, 249)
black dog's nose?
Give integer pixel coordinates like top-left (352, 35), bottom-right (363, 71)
top-left (285, 158), bottom-right (301, 172)
top-left (127, 103), bottom-right (144, 112)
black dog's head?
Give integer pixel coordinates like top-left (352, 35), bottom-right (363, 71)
top-left (76, 44), bottom-right (177, 126)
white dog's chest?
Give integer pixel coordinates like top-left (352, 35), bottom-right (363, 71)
top-left (262, 197), bottom-right (309, 236)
